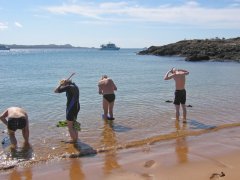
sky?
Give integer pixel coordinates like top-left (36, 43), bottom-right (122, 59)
top-left (0, 0), bottom-right (240, 48)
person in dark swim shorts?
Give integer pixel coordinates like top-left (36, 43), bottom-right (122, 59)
top-left (98, 75), bottom-right (117, 120)
top-left (55, 78), bottom-right (80, 143)
top-left (174, 89), bottom-right (186, 105)
top-left (66, 103), bottom-right (80, 121)
top-left (164, 68), bottom-right (189, 122)
top-left (0, 107), bottom-right (30, 148)
top-left (103, 94), bottom-right (115, 103)
top-left (8, 117), bottom-right (27, 131)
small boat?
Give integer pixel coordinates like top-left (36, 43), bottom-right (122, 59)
top-left (100, 43), bottom-right (120, 50)
top-left (0, 45), bottom-right (10, 50)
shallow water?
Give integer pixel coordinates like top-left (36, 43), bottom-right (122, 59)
top-left (0, 48), bottom-right (240, 166)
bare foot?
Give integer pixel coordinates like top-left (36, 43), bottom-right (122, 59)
top-left (22, 142), bottom-right (31, 150)
top-left (63, 139), bottom-right (78, 144)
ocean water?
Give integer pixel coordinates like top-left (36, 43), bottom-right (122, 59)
top-left (0, 48), bottom-right (240, 163)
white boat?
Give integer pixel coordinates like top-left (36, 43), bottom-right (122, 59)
top-left (100, 43), bottom-right (120, 50)
top-left (0, 45), bottom-right (10, 50)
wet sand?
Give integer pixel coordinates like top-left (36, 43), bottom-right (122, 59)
top-left (0, 126), bottom-right (240, 179)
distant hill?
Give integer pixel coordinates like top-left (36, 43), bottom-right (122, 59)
top-left (138, 37), bottom-right (240, 62)
top-left (5, 44), bottom-right (91, 49)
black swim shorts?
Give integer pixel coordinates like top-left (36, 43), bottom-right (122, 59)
top-left (174, 89), bottom-right (186, 105)
top-left (103, 94), bottom-right (115, 103)
top-left (7, 117), bottom-right (26, 132)
top-left (66, 104), bottom-right (80, 121)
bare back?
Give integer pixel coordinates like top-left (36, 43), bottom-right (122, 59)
top-left (98, 78), bottom-right (117, 95)
top-left (173, 72), bottom-right (186, 90)
top-left (5, 107), bottom-right (28, 119)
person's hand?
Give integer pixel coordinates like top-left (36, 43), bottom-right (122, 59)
top-left (59, 79), bottom-right (66, 85)
top-left (171, 67), bottom-right (177, 73)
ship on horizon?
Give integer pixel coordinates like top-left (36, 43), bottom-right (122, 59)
top-left (100, 43), bottom-right (120, 50)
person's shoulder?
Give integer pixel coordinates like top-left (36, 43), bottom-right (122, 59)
top-left (98, 80), bottom-right (104, 85)
top-left (70, 83), bottom-right (79, 88)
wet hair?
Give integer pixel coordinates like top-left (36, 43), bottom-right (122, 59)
top-left (102, 75), bottom-right (108, 79)
top-left (60, 79), bottom-right (72, 85)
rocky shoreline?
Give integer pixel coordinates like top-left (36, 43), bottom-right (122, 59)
top-left (138, 37), bottom-right (240, 62)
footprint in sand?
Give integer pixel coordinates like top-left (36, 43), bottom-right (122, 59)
top-left (141, 173), bottom-right (154, 179)
top-left (144, 160), bottom-right (155, 168)
top-left (210, 172), bottom-right (225, 179)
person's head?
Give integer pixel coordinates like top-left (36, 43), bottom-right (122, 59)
top-left (101, 75), bottom-right (108, 80)
top-left (60, 79), bottom-right (72, 85)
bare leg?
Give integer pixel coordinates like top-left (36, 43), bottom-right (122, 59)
top-left (103, 98), bottom-right (109, 120)
top-left (181, 104), bottom-right (187, 123)
top-left (22, 126), bottom-right (30, 146)
top-left (8, 130), bottom-right (17, 148)
top-left (175, 105), bottom-right (180, 121)
top-left (67, 121), bottom-right (78, 142)
top-left (108, 101), bottom-right (115, 118)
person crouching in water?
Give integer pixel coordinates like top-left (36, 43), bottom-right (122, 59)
top-left (98, 75), bottom-right (117, 120)
top-left (0, 107), bottom-right (30, 149)
top-left (54, 79), bottom-right (80, 143)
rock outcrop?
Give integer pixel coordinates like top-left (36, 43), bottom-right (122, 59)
top-left (138, 37), bottom-right (240, 62)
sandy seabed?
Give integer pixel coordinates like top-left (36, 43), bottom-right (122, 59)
top-left (0, 126), bottom-right (240, 180)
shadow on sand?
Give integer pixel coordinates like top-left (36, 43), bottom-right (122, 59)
top-left (188, 119), bottom-right (216, 130)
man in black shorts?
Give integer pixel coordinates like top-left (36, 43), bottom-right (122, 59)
top-left (164, 68), bottom-right (189, 122)
top-left (98, 75), bottom-right (117, 120)
top-left (0, 107), bottom-right (29, 148)
top-left (55, 79), bottom-right (80, 143)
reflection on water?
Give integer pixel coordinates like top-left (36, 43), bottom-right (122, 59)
top-left (188, 119), bottom-right (216, 129)
top-left (63, 140), bottom-right (97, 158)
top-left (69, 159), bottom-right (85, 180)
top-left (101, 121), bottom-right (121, 174)
top-left (9, 167), bottom-right (32, 180)
top-left (175, 121), bottom-right (188, 164)
top-left (9, 145), bottom-right (34, 160)
top-left (0, 144), bottom-right (34, 171)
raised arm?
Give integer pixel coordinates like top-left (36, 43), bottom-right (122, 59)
top-left (164, 69), bottom-right (175, 80)
top-left (54, 80), bottom-right (67, 93)
top-left (54, 84), bottom-right (62, 93)
top-left (0, 109), bottom-right (8, 126)
top-left (178, 69), bottom-right (189, 75)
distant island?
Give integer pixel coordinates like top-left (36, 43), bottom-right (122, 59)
top-left (138, 37), bottom-right (240, 62)
top-left (4, 44), bottom-right (93, 49)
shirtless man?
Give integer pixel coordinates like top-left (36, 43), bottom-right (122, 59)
top-left (98, 75), bottom-right (117, 120)
top-left (164, 68), bottom-right (189, 122)
top-left (0, 107), bottom-right (29, 148)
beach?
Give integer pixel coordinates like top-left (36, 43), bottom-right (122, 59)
top-left (0, 125), bottom-right (239, 180)
top-left (1, 1), bottom-right (240, 179)
top-left (0, 49), bottom-right (240, 179)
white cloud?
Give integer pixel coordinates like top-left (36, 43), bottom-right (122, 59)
top-left (14, 22), bottom-right (23, 28)
top-left (0, 22), bottom-right (8, 30)
top-left (43, 1), bottom-right (240, 28)
top-left (99, 2), bottom-right (129, 9)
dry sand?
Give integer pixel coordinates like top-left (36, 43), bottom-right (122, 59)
top-left (0, 126), bottom-right (240, 180)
